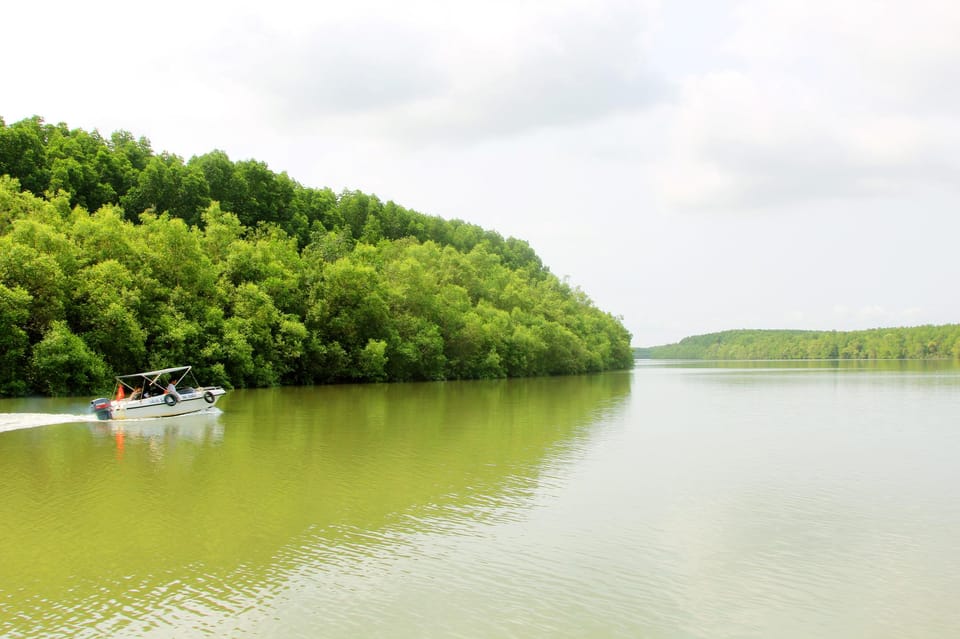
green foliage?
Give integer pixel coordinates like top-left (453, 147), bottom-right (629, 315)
top-left (121, 153), bottom-right (210, 226)
top-left (0, 283), bottom-right (32, 395)
top-left (0, 236), bottom-right (68, 338)
top-left (0, 115), bottom-right (634, 396)
top-left (358, 338), bottom-right (389, 382)
top-left (70, 260), bottom-right (147, 371)
top-left (30, 321), bottom-right (110, 395)
top-left (47, 124), bottom-right (121, 212)
top-left (646, 327), bottom-right (960, 361)
top-left (0, 116), bottom-right (50, 195)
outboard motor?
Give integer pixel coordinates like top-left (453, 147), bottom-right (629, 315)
top-left (90, 398), bottom-right (112, 421)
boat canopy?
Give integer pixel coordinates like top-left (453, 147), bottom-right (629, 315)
top-left (116, 366), bottom-right (191, 381)
top-left (114, 366), bottom-right (194, 392)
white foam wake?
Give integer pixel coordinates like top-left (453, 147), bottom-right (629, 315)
top-left (0, 412), bottom-right (99, 433)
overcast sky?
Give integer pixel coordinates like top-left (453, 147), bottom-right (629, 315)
top-left (4, 0), bottom-right (959, 346)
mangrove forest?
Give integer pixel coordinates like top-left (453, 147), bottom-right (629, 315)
top-left (0, 116), bottom-right (633, 396)
top-left (642, 327), bottom-right (960, 360)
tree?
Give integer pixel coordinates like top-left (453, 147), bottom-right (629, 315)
top-left (290, 186), bottom-right (338, 246)
top-left (223, 224), bottom-right (303, 315)
top-left (307, 256), bottom-right (391, 357)
top-left (71, 260), bottom-right (147, 372)
top-left (121, 153), bottom-right (210, 225)
top-left (109, 130), bottom-right (153, 172)
top-left (68, 204), bottom-right (141, 269)
top-left (337, 190), bottom-right (382, 239)
top-left (30, 321), bottom-right (110, 395)
top-left (0, 237), bottom-right (68, 338)
top-left (233, 159), bottom-right (296, 228)
top-left (358, 338), bottom-right (388, 382)
top-left (190, 150), bottom-right (245, 215)
top-left (46, 125), bottom-right (118, 211)
top-left (0, 116), bottom-right (51, 195)
top-left (200, 203), bottom-right (244, 264)
top-left (0, 283), bottom-right (32, 395)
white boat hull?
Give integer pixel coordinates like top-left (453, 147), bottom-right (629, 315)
top-left (108, 387), bottom-right (226, 420)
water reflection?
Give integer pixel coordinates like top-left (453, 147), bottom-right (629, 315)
top-left (642, 359), bottom-right (960, 395)
top-left (87, 411), bottom-right (225, 462)
top-left (0, 373), bottom-right (631, 638)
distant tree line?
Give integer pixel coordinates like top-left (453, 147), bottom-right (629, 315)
top-left (0, 116), bottom-right (633, 396)
top-left (642, 327), bottom-right (960, 360)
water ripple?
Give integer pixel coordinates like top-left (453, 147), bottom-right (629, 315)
top-left (0, 412), bottom-right (97, 432)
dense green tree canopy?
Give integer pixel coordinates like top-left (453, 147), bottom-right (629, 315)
top-left (643, 327), bottom-right (960, 360)
top-left (0, 116), bottom-right (633, 396)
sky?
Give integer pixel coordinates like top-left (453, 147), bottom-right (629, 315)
top-left (3, 0), bottom-right (960, 346)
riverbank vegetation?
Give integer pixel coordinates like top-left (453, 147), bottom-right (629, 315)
top-left (642, 326), bottom-right (960, 360)
top-left (0, 116), bottom-right (632, 396)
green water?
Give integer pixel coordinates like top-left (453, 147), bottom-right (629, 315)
top-left (1, 362), bottom-right (959, 637)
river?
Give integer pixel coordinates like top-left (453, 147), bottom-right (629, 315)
top-left (1, 360), bottom-right (959, 637)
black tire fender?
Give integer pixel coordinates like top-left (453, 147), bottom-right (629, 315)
top-left (203, 390), bottom-right (215, 404)
top-left (164, 394), bottom-right (178, 406)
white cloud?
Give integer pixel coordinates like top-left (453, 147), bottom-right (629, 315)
top-left (728, 0), bottom-right (960, 111)
top-left (198, 0), bottom-right (666, 143)
top-left (655, 0), bottom-right (960, 212)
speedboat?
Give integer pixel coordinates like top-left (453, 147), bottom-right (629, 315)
top-left (90, 366), bottom-right (227, 420)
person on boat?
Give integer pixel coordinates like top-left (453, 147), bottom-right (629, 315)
top-left (129, 387), bottom-right (142, 400)
top-left (165, 378), bottom-right (182, 400)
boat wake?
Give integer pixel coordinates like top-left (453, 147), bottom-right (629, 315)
top-left (0, 412), bottom-right (100, 433)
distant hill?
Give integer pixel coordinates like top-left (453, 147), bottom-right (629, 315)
top-left (638, 326), bottom-right (960, 360)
